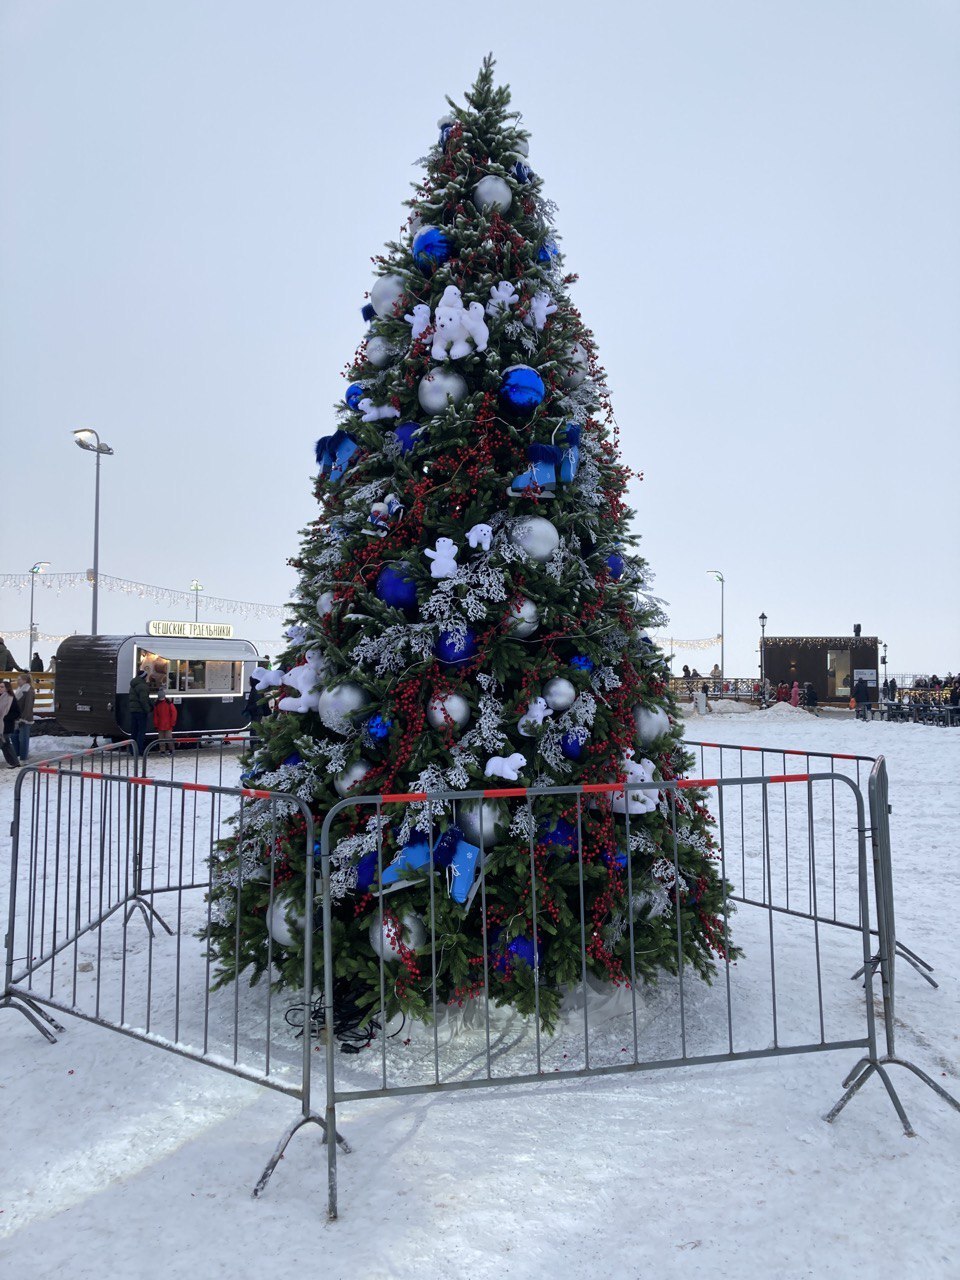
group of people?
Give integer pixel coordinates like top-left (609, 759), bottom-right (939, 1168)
top-left (771, 680), bottom-right (820, 711)
top-left (127, 669), bottom-right (179, 755)
top-left (0, 673), bottom-right (36, 767)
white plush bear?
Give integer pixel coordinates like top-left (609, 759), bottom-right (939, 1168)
top-left (277, 650), bottom-right (329, 714)
top-left (424, 536), bottom-right (459, 579)
top-left (431, 286), bottom-right (474, 361)
top-left (284, 624), bottom-right (310, 646)
top-left (524, 290), bottom-right (557, 332)
top-left (358, 398), bottom-right (400, 423)
top-left (252, 665), bottom-right (284, 692)
top-left (484, 752), bottom-right (527, 781)
top-left (466, 522), bottom-right (493, 551)
top-left (518, 697), bottom-right (553, 737)
top-left (486, 281), bottom-right (519, 317)
top-left (460, 301), bottom-right (489, 352)
top-left (610, 753), bottom-right (658, 815)
top-left (404, 303), bottom-right (432, 341)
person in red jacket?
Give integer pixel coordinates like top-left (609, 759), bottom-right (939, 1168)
top-left (152, 688), bottom-right (178, 753)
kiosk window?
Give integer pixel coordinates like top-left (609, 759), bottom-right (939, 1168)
top-left (827, 650), bottom-right (851, 701)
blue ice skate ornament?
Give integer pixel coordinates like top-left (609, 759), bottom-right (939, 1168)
top-left (381, 837), bottom-right (432, 888)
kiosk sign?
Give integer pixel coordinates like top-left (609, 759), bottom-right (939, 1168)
top-left (146, 620), bottom-right (235, 639)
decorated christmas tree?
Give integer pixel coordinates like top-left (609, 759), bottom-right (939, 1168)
top-left (207, 58), bottom-right (735, 1031)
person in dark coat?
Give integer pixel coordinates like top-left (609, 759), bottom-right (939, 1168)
top-left (0, 638), bottom-right (23, 673)
top-left (30, 652), bottom-right (44, 673)
top-left (128, 670), bottom-right (153, 755)
top-left (804, 683), bottom-right (819, 715)
top-left (243, 675), bottom-right (269, 743)
top-left (853, 677), bottom-right (871, 719)
top-left (1, 679), bottom-right (21, 766)
top-left (15, 674), bottom-right (35, 761)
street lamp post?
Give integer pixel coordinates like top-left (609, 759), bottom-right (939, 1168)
top-left (707, 570), bottom-right (725, 695)
top-left (190, 580), bottom-right (204, 629)
top-left (28, 562), bottom-right (51, 661)
top-left (759, 612), bottom-right (768, 705)
top-left (881, 642), bottom-right (888, 689)
top-left (72, 429), bottom-right (114, 635)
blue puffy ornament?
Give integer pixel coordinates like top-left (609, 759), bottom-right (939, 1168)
top-left (375, 565), bottom-right (418, 611)
top-left (560, 732), bottom-right (584, 761)
top-left (361, 303), bottom-right (376, 323)
top-left (512, 160), bottom-right (533, 184)
top-left (392, 422), bottom-right (425, 455)
top-left (493, 932), bottom-right (538, 973)
top-left (606, 553), bottom-right (625, 581)
top-left (365, 713), bottom-right (392, 741)
top-left (345, 383), bottom-right (365, 411)
top-left (570, 655), bottom-right (595, 672)
top-left (499, 365), bottom-right (545, 415)
top-left (435, 628), bottom-right (478, 666)
top-left (412, 225), bottom-right (452, 273)
top-left (355, 850), bottom-right (380, 894)
top-left (537, 238), bottom-right (559, 264)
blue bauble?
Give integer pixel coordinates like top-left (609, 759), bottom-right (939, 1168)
top-left (283, 752), bottom-right (302, 767)
top-left (355, 850), bottom-right (379, 894)
top-left (539, 816), bottom-right (578, 854)
top-left (393, 422), bottom-right (424, 455)
top-left (375, 565), bottom-right (418, 611)
top-left (499, 365), bottom-right (545, 415)
top-left (560, 732), bottom-right (584, 761)
top-left (570, 655), bottom-right (595, 672)
top-left (345, 383), bottom-right (365, 410)
top-left (606, 554), bottom-right (625, 581)
top-left (537, 238), bottom-right (559, 264)
top-left (435, 628), bottom-right (478, 666)
top-left (412, 225), bottom-right (452, 273)
top-left (366, 714), bottom-right (393, 741)
top-left (494, 933), bottom-right (538, 972)
top-left (602, 846), bottom-right (628, 869)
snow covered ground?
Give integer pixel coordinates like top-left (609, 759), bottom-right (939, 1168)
top-left (1, 712), bottom-right (958, 1279)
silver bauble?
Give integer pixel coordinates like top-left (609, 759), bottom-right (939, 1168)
top-left (418, 367), bottom-right (468, 414)
top-left (513, 138), bottom-right (530, 158)
top-left (562, 342), bottom-right (589, 390)
top-left (408, 210), bottom-right (424, 238)
top-left (369, 274), bottom-right (406, 318)
top-left (509, 516), bottom-right (560, 563)
top-left (634, 704), bottom-right (671, 746)
top-left (456, 799), bottom-right (507, 846)
top-left (426, 693), bottom-right (471, 729)
top-left (334, 759), bottom-right (373, 798)
top-left (265, 897), bottom-right (304, 950)
top-left (508, 597), bottom-right (540, 638)
top-left (369, 911), bottom-right (427, 963)
top-left (317, 591), bottom-right (334, 617)
top-left (317, 682), bottom-right (368, 733)
top-left (365, 336), bottom-right (393, 369)
top-left (472, 174), bottom-right (513, 213)
top-left (543, 677), bottom-right (577, 711)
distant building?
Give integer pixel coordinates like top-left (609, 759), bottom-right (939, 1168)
top-left (762, 635), bottom-right (879, 703)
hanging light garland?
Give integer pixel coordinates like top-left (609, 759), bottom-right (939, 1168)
top-left (651, 632), bottom-right (722, 651)
top-left (0, 571), bottom-right (285, 621)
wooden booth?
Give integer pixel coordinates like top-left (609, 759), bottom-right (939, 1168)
top-left (762, 634), bottom-right (879, 704)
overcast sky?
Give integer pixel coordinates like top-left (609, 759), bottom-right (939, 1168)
top-left (2, 0), bottom-right (958, 675)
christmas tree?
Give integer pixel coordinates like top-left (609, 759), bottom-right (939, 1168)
top-left (207, 58), bottom-right (735, 1031)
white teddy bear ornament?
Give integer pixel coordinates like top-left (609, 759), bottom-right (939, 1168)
top-left (484, 752), bottom-right (527, 781)
top-left (423, 537), bottom-right (459, 579)
top-left (252, 651), bottom-right (328, 714)
top-left (518, 697), bottom-right (553, 737)
top-left (610, 752), bottom-right (658, 815)
top-left (486, 281), bottom-right (519, 317)
top-left (358, 398), bottom-right (400, 423)
top-left (404, 303), bottom-right (432, 341)
top-left (466, 522), bottom-right (493, 552)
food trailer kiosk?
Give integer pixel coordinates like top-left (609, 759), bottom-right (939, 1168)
top-left (54, 634), bottom-right (260, 739)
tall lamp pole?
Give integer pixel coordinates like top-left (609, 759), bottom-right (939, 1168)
top-left (73, 429), bottom-right (114, 635)
top-left (759, 612), bottom-right (768, 706)
top-left (707, 570), bottom-right (725, 694)
top-left (190, 579), bottom-right (204, 628)
top-left (28, 561), bottom-right (51, 660)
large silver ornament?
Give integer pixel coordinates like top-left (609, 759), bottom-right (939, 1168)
top-left (543, 677), bottom-right (576, 711)
top-left (634, 705), bottom-right (671, 746)
top-left (509, 516), bottom-right (560, 562)
top-left (508, 597), bottom-right (540, 638)
top-left (369, 274), bottom-right (406, 318)
top-left (456, 799), bottom-right (507, 846)
top-left (426, 693), bottom-right (471, 729)
top-left (369, 911), bottom-right (427, 962)
top-left (265, 897), bottom-right (304, 950)
top-left (472, 175), bottom-right (513, 213)
top-left (562, 342), bottom-right (589, 389)
top-left (418, 367), bottom-right (468, 414)
top-left (317, 682), bottom-right (368, 733)
top-left (334, 759), bottom-right (373, 798)
top-left (365, 336), bottom-right (393, 368)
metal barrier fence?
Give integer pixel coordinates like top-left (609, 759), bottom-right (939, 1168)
top-left (139, 729), bottom-right (254, 783)
top-left (3, 752), bottom-right (957, 1221)
top-left (2, 758), bottom-right (347, 1184)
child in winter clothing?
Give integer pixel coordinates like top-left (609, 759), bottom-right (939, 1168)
top-left (152, 689), bottom-right (178, 753)
top-left (790, 681), bottom-right (800, 707)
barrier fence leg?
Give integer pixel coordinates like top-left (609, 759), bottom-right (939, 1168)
top-left (122, 778), bottom-right (173, 937)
